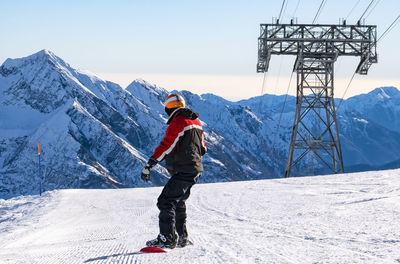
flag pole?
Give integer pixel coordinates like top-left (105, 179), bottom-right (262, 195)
top-left (38, 142), bottom-right (42, 196)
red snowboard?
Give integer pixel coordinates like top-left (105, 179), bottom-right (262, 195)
top-left (140, 246), bottom-right (173, 253)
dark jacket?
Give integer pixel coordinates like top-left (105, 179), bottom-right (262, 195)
top-left (152, 108), bottom-right (206, 175)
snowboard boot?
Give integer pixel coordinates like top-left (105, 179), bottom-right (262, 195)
top-left (146, 233), bottom-right (177, 249)
top-left (177, 234), bottom-right (189, 247)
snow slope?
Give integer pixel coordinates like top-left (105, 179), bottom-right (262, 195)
top-left (1, 169), bottom-right (399, 263)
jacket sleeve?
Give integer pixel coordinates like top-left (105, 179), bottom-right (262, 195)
top-left (152, 119), bottom-right (183, 162)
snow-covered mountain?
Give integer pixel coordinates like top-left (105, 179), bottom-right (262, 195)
top-left (0, 50), bottom-right (275, 198)
top-left (239, 88), bottom-right (400, 173)
top-left (1, 50), bottom-right (400, 198)
top-left (1, 169), bottom-right (399, 263)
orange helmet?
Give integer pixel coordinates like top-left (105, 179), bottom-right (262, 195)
top-left (164, 94), bottom-right (186, 109)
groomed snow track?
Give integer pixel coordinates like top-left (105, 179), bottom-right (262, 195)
top-left (1, 170), bottom-right (400, 263)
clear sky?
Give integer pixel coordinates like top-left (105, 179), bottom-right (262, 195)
top-left (0, 0), bottom-right (399, 100)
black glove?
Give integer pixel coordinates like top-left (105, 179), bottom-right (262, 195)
top-left (141, 167), bottom-right (151, 182)
top-left (141, 157), bottom-right (158, 182)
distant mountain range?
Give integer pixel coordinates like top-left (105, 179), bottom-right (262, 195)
top-left (1, 50), bottom-right (399, 198)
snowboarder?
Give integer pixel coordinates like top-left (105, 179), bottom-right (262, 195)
top-left (141, 93), bottom-right (207, 249)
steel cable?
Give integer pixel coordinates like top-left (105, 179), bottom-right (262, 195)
top-left (364, 0), bottom-right (382, 20)
top-left (377, 14), bottom-right (400, 42)
top-left (336, 71), bottom-right (356, 111)
top-left (272, 71), bottom-right (295, 152)
top-left (312, 0), bottom-right (327, 24)
top-left (337, 12), bottom-right (399, 111)
top-left (358, 0), bottom-right (375, 22)
top-left (292, 0), bottom-right (301, 18)
top-left (346, 0), bottom-right (361, 20)
top-left (278, 0), bottom-right (286, 21)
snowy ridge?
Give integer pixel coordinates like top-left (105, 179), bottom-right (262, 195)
top-left (0, 50), bottom-right (274, 198)
top-left (0, 50), bottom-right (166, 197)
top-left (1, 50), bottom-right (400, 197)
top-left (0, 170), bottom-right (399, 263)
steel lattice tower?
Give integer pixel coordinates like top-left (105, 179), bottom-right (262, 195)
top-left (257, 22), bottom-right (377, 177)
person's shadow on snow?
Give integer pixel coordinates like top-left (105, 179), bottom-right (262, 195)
top-left (84, 251), bottom-right (145, 262)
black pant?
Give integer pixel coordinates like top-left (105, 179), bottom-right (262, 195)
top-left (157, 172), bottom-right (200, 237)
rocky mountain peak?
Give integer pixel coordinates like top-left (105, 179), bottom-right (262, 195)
top-left (1, 49), bottom-right (67, 74)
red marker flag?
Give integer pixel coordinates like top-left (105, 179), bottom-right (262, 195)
top-left (38, 142), bottom-right (41, 155)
